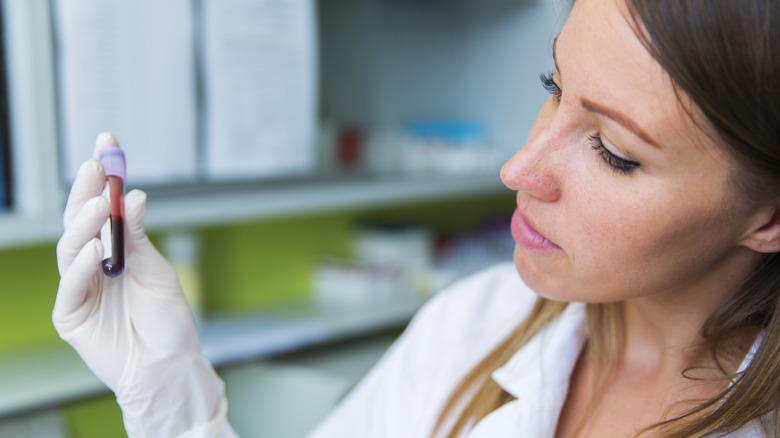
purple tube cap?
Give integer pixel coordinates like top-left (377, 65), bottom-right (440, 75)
top-left (98, 145), bottom-right (126, 183)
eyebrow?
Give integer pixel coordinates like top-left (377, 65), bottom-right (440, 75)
top-left (552, 36), bottom-right (662, 150)
top-left (581, 99), bottom-right (662, 149)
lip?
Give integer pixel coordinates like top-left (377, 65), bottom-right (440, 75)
top-left (510, 209), bottom-right (561, 252)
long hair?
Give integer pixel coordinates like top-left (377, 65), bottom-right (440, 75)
top-left (627, 0), bottom-right (780, 435)
top-left (434, 0), bottom-right (780, 436)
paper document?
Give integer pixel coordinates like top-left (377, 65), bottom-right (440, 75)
top-left (0, 139), bottom-right (6, 212)
top-left (202, 0), bottom-right (318, 180)
top-left (55, 0), bottom-right (198, 185)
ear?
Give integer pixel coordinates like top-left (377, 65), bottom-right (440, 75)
top-left (741, 206), bottom-right (780, 253)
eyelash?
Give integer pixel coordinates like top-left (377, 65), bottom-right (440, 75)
top-left (539, 72), bottom-right (562, 104)
top-left (587, 134), bottom-right (641, 174)
top-left (539, 71), bottom-right (640, 175)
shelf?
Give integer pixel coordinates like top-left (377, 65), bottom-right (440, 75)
top-left (200, 293), bottom-right (427, 365)
top-left (0, 213), bottom-right (61, 249)
top-left (0, 294), bottom-right (428, 418)
top-left (0, 173), bottom-right (508, 248)
top-left (142, 173), bottom-right (508, 230)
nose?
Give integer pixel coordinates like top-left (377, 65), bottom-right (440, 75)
top-left (500, 131), bottom-right (562, 203)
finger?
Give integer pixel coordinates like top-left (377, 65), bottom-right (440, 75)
top-left (124, 189), bottom-right (148, 250)
top-left (92, 131), bottom-right (120, 158)
top-left (57, 196), bottom-right (109, 274)
top-left (53, 238), bottom-right (103, 334)
top-left (124, 189), bottom-right (178, 285)
top-left (124, 189), bottom-right (161, 260)
top-left (64, 132), bottom-right (120, 230)
top-left (63, 159), bottom-right (104, 230)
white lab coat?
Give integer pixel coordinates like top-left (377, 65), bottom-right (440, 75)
top-left (200, 262), bottom-right (765, 437)
top-left (308, 262), bottom-right (765, 438)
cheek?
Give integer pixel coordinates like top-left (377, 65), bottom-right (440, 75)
top-left (564, 184), bottom-right (740, 299)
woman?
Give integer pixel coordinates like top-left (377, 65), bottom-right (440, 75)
top-left (53, 0), bottom-right (780, 436)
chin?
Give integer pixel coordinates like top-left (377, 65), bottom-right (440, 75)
top-left (512, 247), bottom-right (594, 304)
top-left (513, 249), bottom-right (562, 299)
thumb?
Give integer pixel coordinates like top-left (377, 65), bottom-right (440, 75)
top-left (123, 189), bottom-right (179, 286)
top-left (124, 189), bottom-right (161, 262)
top-left (124, 189), bottom-right (150, 250)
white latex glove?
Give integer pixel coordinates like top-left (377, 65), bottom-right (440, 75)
top-left (53, 133), bottom-right (237, 437)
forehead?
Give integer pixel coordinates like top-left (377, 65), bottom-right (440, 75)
top-left (557, 0), bottom-right (698, 148)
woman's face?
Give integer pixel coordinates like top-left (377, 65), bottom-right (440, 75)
top-left (501, 0), bottom-right (763, 303)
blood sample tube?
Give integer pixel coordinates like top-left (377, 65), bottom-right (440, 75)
top-left (98, 145), bottom-right (126, 277)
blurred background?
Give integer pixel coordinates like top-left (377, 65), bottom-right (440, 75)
top-left (0, 0), bottom-right (566, 436)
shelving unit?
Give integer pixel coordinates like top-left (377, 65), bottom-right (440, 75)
top-left (0, 0), bottom-right (553, 248)
top-left (0, 0), bottom-right (564, 427)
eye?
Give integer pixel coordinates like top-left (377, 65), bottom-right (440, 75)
top-left (587, 134), bottom-right (640, 174)
top-left (539, 72), bottom-right (562, 104)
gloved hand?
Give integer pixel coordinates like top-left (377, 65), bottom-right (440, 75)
top-left (53, 132), bottom-right (236, 437)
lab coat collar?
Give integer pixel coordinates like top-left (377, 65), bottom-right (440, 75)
top-left (491, 301), bottom-right (587, 402)
top-left (468, 302), bottom-right (586, 438)
top-left (483, 301), bottom-right (587, 438)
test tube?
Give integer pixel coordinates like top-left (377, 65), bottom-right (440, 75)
top-left (98, 145), bottom-right (126, 277)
